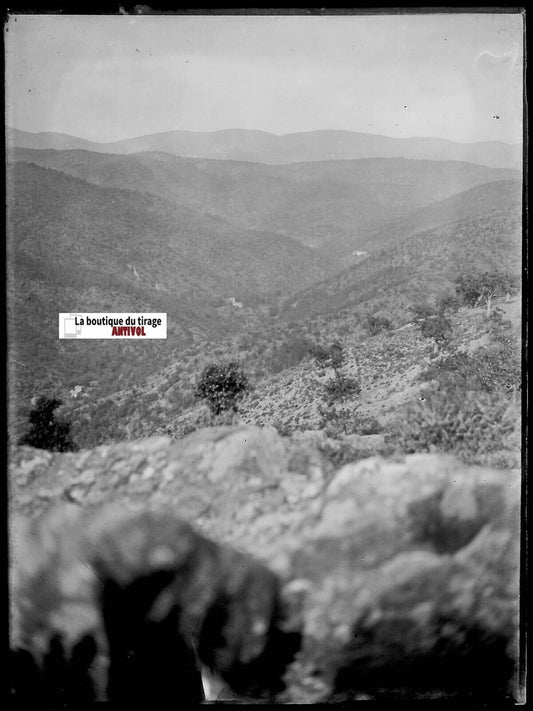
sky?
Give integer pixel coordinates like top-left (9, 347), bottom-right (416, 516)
top-left (4, 12), bottom-right (524, 144)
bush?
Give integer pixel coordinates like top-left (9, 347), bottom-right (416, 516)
top-left (420, 311), bottom-right (520, 394)
top-left (317, 440), bottom-right (377, 469)
top-left (355, 415), bottom-right (384, 435)
top-left (389, 386), bottom-right (520, 467)
top-left (365, 314), bottom-right (393, 335)
top-left (317, 434), bottom-right (391, 468)
top-left (323, 374), bottom-right (361, 404)
top-left (18, 396), bottom-right (77, 452)
top-left (419, 315), bottom-right (453, 346)
top-left (195, 361), bottom-right (249, 415)
top-left (436, 293), bottom-right (461, 314)
top-left (318, 403), bottom-right (381, 438)
top-left (420, 344), bottom-right (521, 394)
top-left (309, 341), bottom-right (346, 373)
top-left (410, 302), bottom-right (436, 321)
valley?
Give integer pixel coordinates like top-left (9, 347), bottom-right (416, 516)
top-left (6, 137), bottom-right (522, 468)
top-left (6, 12), bottom-right (525, 703)
top-left (11, 147), bottom-right (520, 258)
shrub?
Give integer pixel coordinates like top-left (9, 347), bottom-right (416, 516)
top-left (365, 314), bottom-right (393, 335)
top-left (18, 396), bottom-right (77, 452)
top-left (317, 435), bottom-right (392, 468)
top-left (436, 292), bottom-right (461, 314)
top-left (195, 361), bottom-right (249, 415)
top-left (318, 403), bottom-right (381, 438)
top-left (317, 440), bottom-right (376, 469)
top-left (419, 315), bottom-right (453, 346)
top-left (389, 386), bottom-right (520, 467)
top-left (323, 374), bottom-right (361, 404)
top-left (421, 346), bottom-right (521, 394)
top-left (354, 414), bottom-right (384, 435)
top-left (410, 302), bottom-right (436, 321)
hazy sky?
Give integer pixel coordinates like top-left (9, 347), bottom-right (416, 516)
top-left (5, 12), bottom-right (524, 144)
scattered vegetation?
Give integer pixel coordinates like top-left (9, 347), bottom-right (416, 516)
top-left (309, 341), bottom-right (347, 374)
top-left (420, 314), bottom-right (520, 394)
top-left (317, 438), bottom-right (389, 469)
top-left (454, 270), bottom-right (520, 317)
top-left (394, 307), bottom-right (521, 467)
top-left (410, 303), bottom-right (436, 322)
top-left (389, 386), bottom-right (520, 468)
top-left (317, 403), bottom-right (382, 439)
top-left (419, 315), bottom-right (453, 348)
top-left (310, 341), bottom-right (361, 406)
top-left (365, 314), bottom-right (393, 335)
top-left (435, 292), bottom-right (461, 315)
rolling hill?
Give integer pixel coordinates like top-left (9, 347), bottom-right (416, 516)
top-left (7, 161), bottom-right (330, 302)
top-left (359, 178), bottom-right (523, 252)
top-left (282, 196), bottom-right (522, 321)
top-left (8, 127), bottom-right (522, 170)
top-left (11, 148), bottom-right (520, 258)
top-left (6, 160), bottom-right (333, 423)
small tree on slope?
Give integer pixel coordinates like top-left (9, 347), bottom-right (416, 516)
top-left (195, 361), bottom-right (249, 415)
top-left (19, 396), bottom-right (77, 452)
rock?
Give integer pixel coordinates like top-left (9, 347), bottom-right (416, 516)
top-left (9, 429), bottom-right (522, 702)
top-left (288, 454), bottom-right (521, 701)
top-left (9, 426), bottom-right (322, 551)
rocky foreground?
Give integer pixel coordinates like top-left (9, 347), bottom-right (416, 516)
top-left (9, 426), bottom-right (523, 703)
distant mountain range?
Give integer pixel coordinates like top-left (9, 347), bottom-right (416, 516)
top-left (11, 148), bottom-right (520, 258)
top-left (7, 127), bottom-right (522, 170)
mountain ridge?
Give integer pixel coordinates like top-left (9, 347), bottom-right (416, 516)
top-left (8, 127), bottom-right (522, 170)
top-left (11, 148), bottom-right (520, 258)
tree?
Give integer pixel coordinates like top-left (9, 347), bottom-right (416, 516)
top-left (19, 396), bottom-right (77, 452)
top-left (310, 341), bottom-right (360, 405)
top-left (455, 271), bottom-right (520, 317)
top-left (309, 340), bottom-right (346, 375)
top-left (195, 362), bottom-right (249, 415)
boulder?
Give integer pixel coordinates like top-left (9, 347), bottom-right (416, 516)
top-left (286, 454), bottom-right (521, 701)
top-left (9, 427), bottom-right (523, 702)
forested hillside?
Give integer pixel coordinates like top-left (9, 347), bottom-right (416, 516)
top-left (12, 149), bottom-right (519, 258)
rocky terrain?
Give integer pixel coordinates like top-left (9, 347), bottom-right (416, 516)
top-left (9, 427), bottom-right (523, 703)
